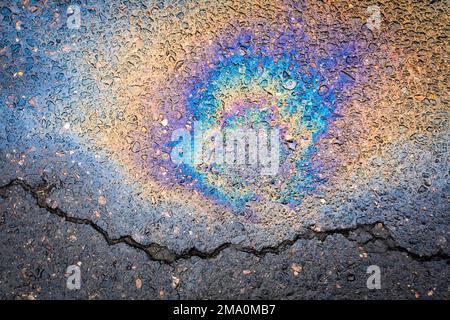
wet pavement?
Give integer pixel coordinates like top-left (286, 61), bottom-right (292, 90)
top-left (0, 0), bottom-right (449, 299)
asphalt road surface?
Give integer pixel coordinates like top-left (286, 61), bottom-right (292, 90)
top-left (0, 0), bottom-right (448, 299)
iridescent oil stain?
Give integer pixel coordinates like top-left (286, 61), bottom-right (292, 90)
top-left (149, 30), bottom-right (357, 212)
top-left (1, 0), bottom-right (402, 217)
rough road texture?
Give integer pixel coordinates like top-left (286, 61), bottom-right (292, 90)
top-left (0, 0), bottom-right (449, 299)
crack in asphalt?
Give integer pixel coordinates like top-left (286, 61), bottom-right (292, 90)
top-left (0, 178), bottom-right (449, 264)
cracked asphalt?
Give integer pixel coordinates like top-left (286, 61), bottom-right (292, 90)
top-left (0, 0), bottom-right (449, 299)
top-left (1, 180), bottom-right (448, 299)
